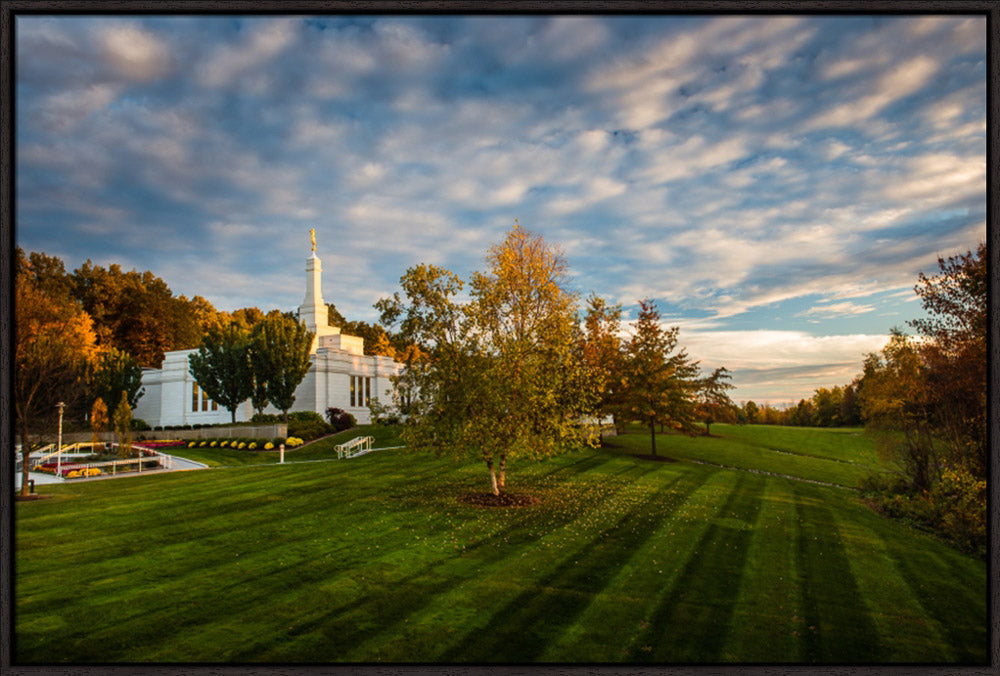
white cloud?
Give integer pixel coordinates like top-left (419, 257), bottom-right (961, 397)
top-left (100, 23), bottom-right (170, 81)
top-left (679, 329), bottom-right (887, 400)
top-left (800, 301), bottom-right (876, 318)
top-left (198, 18), bottom-right (298, 88)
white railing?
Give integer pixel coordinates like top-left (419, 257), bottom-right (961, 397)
top-left (335, 436), bottom-right (375, 459)
top-left (30, 442), bottom-right (106, 469)
top-left (33, 443), bottom-right (165, 478)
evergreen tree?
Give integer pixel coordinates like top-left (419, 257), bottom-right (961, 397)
top-left (696, 366), bottom-right (737, 436)
top-left (623, 300), bottom-right (699, 456)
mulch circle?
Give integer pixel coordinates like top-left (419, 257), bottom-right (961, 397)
top-left (15, 494), bottom-right (53, 501)
top-left (458, 492), bottom-right (541, 508)
top-left (632, 454), bottom-right (678, 463)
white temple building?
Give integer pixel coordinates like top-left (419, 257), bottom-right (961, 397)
top-left (134, 237), bottom-right (402, 427)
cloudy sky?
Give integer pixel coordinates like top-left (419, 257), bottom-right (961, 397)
top-left (15, 14), bottom-right (986, 404)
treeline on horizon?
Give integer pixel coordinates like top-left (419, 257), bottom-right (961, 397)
top-left (736, 382), bottom-right (862, 428)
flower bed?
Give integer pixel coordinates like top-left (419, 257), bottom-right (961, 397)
top-left (133, 440), bottom-right (187, 450)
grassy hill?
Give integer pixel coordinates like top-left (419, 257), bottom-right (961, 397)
top-left (14, 425), bottom-right (986, 663)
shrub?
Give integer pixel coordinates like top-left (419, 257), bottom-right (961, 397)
top-left (288, 419), bottom-right (333, 441)
top-left (289, 411), bottom-right (325, 423)
top-left (248, 442), bottom-right (257, 450)
top-left (285, 437), bottom-right (304, 448)
top-left (264, 442), bottom-right (274, 450)
top-left (130, 418), bottom-right (151, 431)
top-left (325, 407), bottom-right (356, 432)
top-left (862, 467), bottom-right (986, 558)
top-left (209, 440), bottom-right (217, 447)
top-left (272, 437), bottom-right (286, 447)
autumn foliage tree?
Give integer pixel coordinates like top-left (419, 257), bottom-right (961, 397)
top-left (71, 260), bottom-right (215, 367)
top-left (857, 244), bottom-right (986, 556)
top-left (379, 223), bottom-right (598, 498)
top-left (90, 397), bottom-right (108, 448)
top-left (14, 249), bottom-right (99, 496)
top-left (580, 294), bottom-right (626, 439)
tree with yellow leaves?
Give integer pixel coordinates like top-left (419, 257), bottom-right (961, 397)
top-left (15, 249), bottom-right (99, 496)
top-left (379, 222), bottom-right (599, 499)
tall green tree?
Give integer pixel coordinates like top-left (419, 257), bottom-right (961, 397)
top-left (91, 347), bottom-right (145, 412)
top-left (14, 249), bottom-right (99, 496)
top-left (250, 315), bottom-right (315, 424)
top-left (188, 323), bottom-right (253, 423)
top-left (623, 299), bottom-right (699, 456)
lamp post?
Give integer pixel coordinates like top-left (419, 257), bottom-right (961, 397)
top-left (56, 401), bottom-right (65, 478)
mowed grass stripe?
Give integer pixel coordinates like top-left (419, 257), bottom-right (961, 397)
top-left (603, 428), bottom-right (875, 488)
top-left (830, 506), bottom-right (955, 661)
top-left (792, 482), bottom-right (880, 662)
top-left (877, 519), bottom-right (988, 662)
top-left (722, 477), bottom-right (805, 662)
top-left (536, 465), bottom-right (735, 662)
top-left (625, 471), bottom-right (764, 662)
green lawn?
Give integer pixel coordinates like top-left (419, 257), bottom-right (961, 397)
top-left (14, 425), bottom-right (986, 663)
top-left (605, 423), bottom-right (895, 488)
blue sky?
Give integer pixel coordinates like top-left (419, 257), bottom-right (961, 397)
top-left (15, 14), bottom-right (987, 404)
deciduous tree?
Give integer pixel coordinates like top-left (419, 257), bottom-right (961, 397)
top-left (14, 249), bottom-right (98, 496)
top-left (250, 314), bottom-right (315, 424)
top-left (91, 346), bottom-right (145, 412)
top-left (907, 243), bottom-right (986, 478)
top-left (188, 323), bottom-right (253, 423)
top-left (580, 294), bottom-right (625, 439)
top-left (379, 224), bottom-right (598, 497)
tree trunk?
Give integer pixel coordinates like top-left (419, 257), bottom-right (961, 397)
top-left (649, 418), bottom-right (657, 456)
top-left (487, 458), bottom-right (499, 495)
top-left (705, 421), bottom-right (711, 436)
top-left (20, 420), bottom-right (30, 497)
top-left (498, 454), bottom-right (506, 493)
